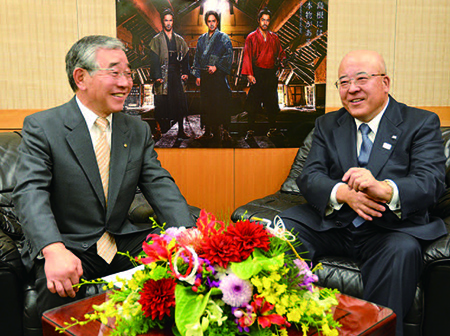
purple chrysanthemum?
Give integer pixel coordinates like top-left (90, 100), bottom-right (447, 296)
top-left (294, 259), bottom-right (318, 291)
top-left (219, 274), bottom-right (253, 307)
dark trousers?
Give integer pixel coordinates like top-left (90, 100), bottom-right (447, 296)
top-left (200, 69), bottom-right (231, 131)
top-left (34, 229), bottom-right (152, 318)
top-left (282, 219), bottom-right (423, 336)
top-left (154, 65), bottom-right (188, 134)
top-left (245, 66), bottom-right (280, 130)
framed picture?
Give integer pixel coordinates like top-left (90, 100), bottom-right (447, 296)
top-left (117, 0), bottom-right (328, 148)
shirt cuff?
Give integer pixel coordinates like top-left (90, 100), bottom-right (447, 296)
top-left (385, 179), bottom-right (401, 215)
top-left (327, 182), bottom-right (345, 215)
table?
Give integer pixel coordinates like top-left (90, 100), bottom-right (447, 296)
top-left (42, 292), bottom-right (396, 336)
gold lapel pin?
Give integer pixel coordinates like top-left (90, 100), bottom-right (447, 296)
top-left (124, 143), bottom-right (128, 148)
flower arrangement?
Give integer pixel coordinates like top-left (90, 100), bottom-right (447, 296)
top-left (58, 211), bottom-right (340, 336)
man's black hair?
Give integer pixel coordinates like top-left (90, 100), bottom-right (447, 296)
top-left (161, 8), bottom-right (174, 24)
top-left (204, 10), bottom-right (220, 25)
top-left (258, 8), bottom-right (272, 21)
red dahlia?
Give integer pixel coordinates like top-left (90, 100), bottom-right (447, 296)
top-left (200, 233), bottom-right (241, 268)
top-left (139, 278), bottom-right (176, 320)
top-left (225, 220), bottom-right (270, 260)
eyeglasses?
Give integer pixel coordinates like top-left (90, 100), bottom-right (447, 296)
top-left (94, 68), bottom-right (135, 81)
top-left (335, 73), bottom-right (385, 89)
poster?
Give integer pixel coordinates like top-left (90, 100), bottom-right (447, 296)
top-left (117, 0), bottom-right (328, 148)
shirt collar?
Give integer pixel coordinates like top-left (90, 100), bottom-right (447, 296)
top-left (354, 97), bottom-right (390, 136)
top-left (76, 96), bottom-right (113, 130)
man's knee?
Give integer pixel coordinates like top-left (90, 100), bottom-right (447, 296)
top-left (382, 233), bottom-right (422, 264)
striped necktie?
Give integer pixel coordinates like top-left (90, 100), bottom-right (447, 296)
top-left (358, 123), bottom-right (373, 167)
top-left (353, 123), bottom-right (373, 227)
top-left (94, 117), bottom-right (117, 264)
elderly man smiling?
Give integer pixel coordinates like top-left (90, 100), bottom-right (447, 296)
top-left (13, 35), bottom-right (192, 323)
top-left (280, 50), bottom-right (447, 336)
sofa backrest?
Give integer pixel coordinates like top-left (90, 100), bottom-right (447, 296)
top-left (280, 128), bottom-right (314, 195)
top-left (0, 132), bottom-right (22, 206)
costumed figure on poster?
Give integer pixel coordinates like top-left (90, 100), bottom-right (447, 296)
top-left (191, 10), bottom-right (233, 143)
top-left (242, 8), bottom-right (286, 139)
top-left (149, 9), bottom-right (190, 140)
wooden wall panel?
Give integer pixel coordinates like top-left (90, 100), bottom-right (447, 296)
top-left (156, 149), bottom-right (235, 216)
top-left (234, 148), bottom-right (298, 209)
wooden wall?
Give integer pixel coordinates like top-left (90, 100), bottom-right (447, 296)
top-left (1, 0), bottom-right (449, 216)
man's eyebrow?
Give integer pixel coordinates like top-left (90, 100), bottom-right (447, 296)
top-left (338, 71), bottom-right (368, 80)
top-left (107, 62), bottom-right (131, 69)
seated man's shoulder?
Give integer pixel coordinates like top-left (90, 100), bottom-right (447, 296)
top-left (397, 101), bottom-right (440, 124)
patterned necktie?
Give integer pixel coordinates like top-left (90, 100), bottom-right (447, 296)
top-left (358, 123), bottom-right (373, 167)
top-left (353, 123), bottom-right (373, 227)
top-left (94, 117), bottom-right (117, 264)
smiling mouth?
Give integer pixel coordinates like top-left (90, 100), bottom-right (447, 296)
top-left (350, 98), bottom-right (364, 103)
top-left (112, 93), bottom-right (126, 98)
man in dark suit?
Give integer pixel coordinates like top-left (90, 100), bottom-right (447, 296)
top-left (280, 50), bottom-right (447, 336)
top-left (13, 35), bottom-right (193, 318)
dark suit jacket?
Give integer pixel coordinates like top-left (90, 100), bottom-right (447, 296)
top-left (13, 97), bottom-right (193, 270)
top-left (281, 96), bottom-right (447, 240)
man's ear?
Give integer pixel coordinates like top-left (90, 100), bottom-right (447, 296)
top-left (73, 68), bottom-right (88, 91)
top-left (383, 75), bottom-right (391, 93)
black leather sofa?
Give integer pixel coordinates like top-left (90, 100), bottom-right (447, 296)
top-left (232, 128), bottom-right (450, 336)
top-left (0, 131), bottom-right (200, 336)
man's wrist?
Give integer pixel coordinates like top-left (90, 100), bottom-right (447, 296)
top-left (383, 180), bottom-right (394, 203)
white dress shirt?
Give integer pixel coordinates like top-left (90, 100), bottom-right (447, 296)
top-left (76, 96), bottom-right (113, 148)
top-left (328, 98), bottom-right (401, 216)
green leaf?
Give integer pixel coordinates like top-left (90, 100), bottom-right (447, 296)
top-left (230, 249), bottom-right (285, 279)
top-left (175, 285), bottom-right (212, 336)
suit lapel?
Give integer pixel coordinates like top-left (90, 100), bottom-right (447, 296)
top-left (106, 112), bottom-right (131, 221)
top-left (333, 111), bottom-right (358, 172)
top-left (366, 98), bottom-right (403, 177)
top-left (64, 98), bottom-right (106, 207)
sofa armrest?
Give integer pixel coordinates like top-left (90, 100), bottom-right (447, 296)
top-left (231, 191), bottom-right (306, 223)
top-left (0, 227), bottom-right (26, 281)
top-left (422, 216), bottom-right (450, 269)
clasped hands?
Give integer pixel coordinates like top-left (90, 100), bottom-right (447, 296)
top-left (337, 168), bottom-right (393, 222)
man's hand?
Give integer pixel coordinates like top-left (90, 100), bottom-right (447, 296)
top-left (196, 78), bottom-right (201, 86)
top-left (181, 74), bottom-right (188, 82)
top-left (156, 78), bottom-right (164, 84)
top-left (336, 185), bottom-right (386, 221)
top-left (207, 65), bottom-right (216, 74)
top-left (247, 75), bottom-right (256, 85)
top-left (343, 167), bottom-right (393, 203)
top-left (42, 242), bottom-right (83, 298)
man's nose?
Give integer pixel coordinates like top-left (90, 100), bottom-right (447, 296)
top-left (348, 80), bottom-right (361, 93)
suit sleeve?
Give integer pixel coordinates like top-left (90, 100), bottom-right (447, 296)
top-left (137, 123), bottom-right (194, 227)
top-left (393, 113), bottom-right (446, 219)
top-left (297, 117), bottom-right (342, 216)
top-left (12, 116), bottom-right (63, 261)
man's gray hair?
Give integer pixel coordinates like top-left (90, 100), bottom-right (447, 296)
top-left (65, 35), bottom-right (125, 92)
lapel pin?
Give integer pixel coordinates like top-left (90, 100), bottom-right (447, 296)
top-left (124, 143), bottom-right (128, 148)
top-left (391, 135), bottom-right (397, 140)
top-left (383, 142), bottom-right (392, 150)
